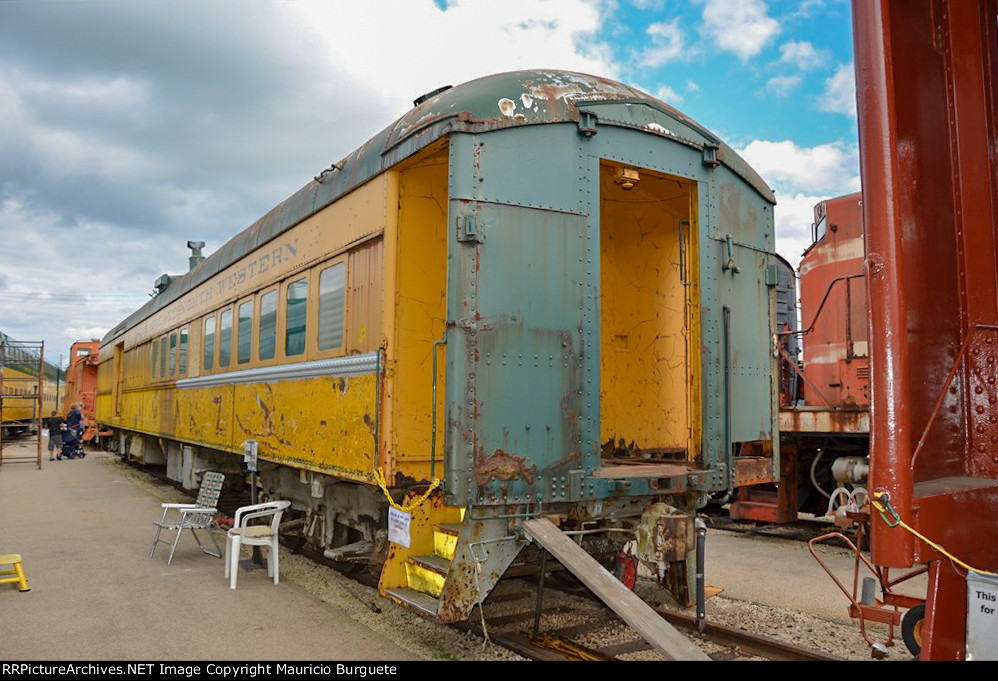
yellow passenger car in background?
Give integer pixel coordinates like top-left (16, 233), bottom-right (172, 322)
top-left (1, 332), bottom-right (62, 438)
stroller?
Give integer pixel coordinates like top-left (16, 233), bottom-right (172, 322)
top-left (59, 424), bottom-right (85, 460)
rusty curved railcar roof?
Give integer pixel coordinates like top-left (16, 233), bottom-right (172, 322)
top-left (104, 69), bottom-right (775, 346)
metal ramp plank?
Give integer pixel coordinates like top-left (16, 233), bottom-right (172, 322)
top-left (521, 517), bottom-right (709, 661)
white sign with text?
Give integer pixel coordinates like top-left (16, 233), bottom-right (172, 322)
top-left (388, 507), bottom-right (411, 549)
top-left (968, 570), bottom-right (998, 660)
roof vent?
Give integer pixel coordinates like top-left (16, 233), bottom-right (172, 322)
top-left (154, 274), bottom-right (176, 294)
top-left (187, 240), bottom-right (205, 271)
top-left (413, 85), bottom-right (452, 108)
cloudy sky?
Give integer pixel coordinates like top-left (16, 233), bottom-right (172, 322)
top-left (0, 0), bottom-right (858, 367)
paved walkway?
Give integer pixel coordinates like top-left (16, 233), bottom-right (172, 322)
top-left (0, 443), bottom-right (417, 661)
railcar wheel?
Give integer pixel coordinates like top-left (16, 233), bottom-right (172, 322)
top-left (901, 604), bottom-right (925, 656)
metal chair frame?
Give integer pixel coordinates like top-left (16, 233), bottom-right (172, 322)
top-left (150, 471), bottom-right (224, 565)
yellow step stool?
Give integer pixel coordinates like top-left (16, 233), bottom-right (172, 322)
top-left (0, 554), bottom-right (30, 592)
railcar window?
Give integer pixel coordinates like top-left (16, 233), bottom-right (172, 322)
top-left (219, 309), bottom-right (233, 368)
top-left (813, 216), bottom-right (827, 243)
top-left (285, 279), bottom-right (307, 357)
top-left (152, 339), bottom-right (159, 379)
top-left (237, 301), bottom-right (252, 364)
top-left (160, 335), bottom-right (167, 377)
top-left (318, 263), bottom-right (346, 351)
top-left (259, 290), bottom-right (277, 361)
top-left (204, 316), bottom-right (216, 371)
top-left (169, 332), bottom-right (177, 376)
top-left (179, 327), bottom-right (188, 374)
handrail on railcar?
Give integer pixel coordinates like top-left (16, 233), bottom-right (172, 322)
top-left (779, 272), bottom-right (866, 340)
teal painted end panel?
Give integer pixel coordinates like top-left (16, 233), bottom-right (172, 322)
top-left (700, 165), bottom-right (780, 487)
top-left (444, 202), bottom-right (589, 506)
top-left (450, 125), bottom-right (585, 213)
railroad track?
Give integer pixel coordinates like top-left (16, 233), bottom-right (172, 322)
top-left (450, 583), bottom-right (844, 661)
top-left (708, 514), bottom-right (867, 547)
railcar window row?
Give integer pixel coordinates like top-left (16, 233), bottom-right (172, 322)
top-left (150, 325), bottom-right (189, 381)
top-left (141, 255), bottom-right (350, 381)
top-left (199, 258), bottom-right (348, 374)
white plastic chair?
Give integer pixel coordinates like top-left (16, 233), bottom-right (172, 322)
top-left (150, 471), bottom-right (224, 565)
top-left (224, 500), bottom-right (291, 589)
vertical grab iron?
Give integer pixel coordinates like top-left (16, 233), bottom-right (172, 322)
top-left (431, 335), bottom-right (447, 480)
top-left (679, 220), bottom-right (691, 287)
top-left (373, 347), bottom-right (384, 471)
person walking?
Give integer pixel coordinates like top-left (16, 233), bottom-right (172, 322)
top-left (46, 411), bottom-right (64, 461)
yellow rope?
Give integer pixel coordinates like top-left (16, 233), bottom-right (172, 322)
top-left (529, 634), bottom-right (607, 661)
top-left (871, 492), bottom-right (998, 577)
top-left (373, 467), bottom-right (440, 513)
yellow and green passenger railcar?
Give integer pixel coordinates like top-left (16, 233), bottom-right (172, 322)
top-left (99, 71), bottom-right (781, 626)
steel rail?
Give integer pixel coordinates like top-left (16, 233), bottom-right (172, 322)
top-left (652, 607), bottom-right (845, 661)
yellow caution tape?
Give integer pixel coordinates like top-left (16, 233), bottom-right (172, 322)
top-left (374, 467), bottom-right (440, 513)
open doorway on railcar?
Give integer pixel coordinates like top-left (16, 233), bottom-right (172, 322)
top-left (391, 143), bottom-right (449, 484)
top-left (598, 161), bottom-right (701, 466)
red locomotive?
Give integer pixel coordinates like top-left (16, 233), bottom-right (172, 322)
top-left (63, 340), bottom-right (100, 440)
top-left (732, 193), bottom-right (870, 524)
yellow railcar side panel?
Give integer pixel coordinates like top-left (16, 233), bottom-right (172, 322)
top-left (346, 239), bottom-right (384, 355)
top-left (391, 153), bottom-right (448, 484)
top-left (1, 368), bottom-right (58, 422)
top-left (229, 375), bottom-right (377, 481)
top-left (96, 392), bottom-right (112, 424)
top-left (173, 385), bottom-right (233, 450)
top-left (96, 361), bottom-right (112, 423)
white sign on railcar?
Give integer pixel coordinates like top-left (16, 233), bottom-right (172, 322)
top-left (388, 507), bottom-right (411, 549)
top-left (967, 570), bottom-right (998, 660)
top-left (243, 440), bottom-right (258, 473)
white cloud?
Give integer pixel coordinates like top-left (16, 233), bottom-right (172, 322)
top-left (291, 0), bottom-right (618, 112)
top-left (0, 199), bottom-right (163, 355)
top-left (820, 63), bottom-right (856, 117)
top-left (766, 74), bottom-right (802, 96)
top-left (0, 68), bottom-right (158, 183)
top-left (63, 327), bottom-right (111, 342)
top-left (773, 193), bottom-right (826, 266)
top-left (786, 0), bottom-right (829, 20)
top-left (775, 40), bottom-right (828, 71)
top-left (641, 19), bottom-right (685, 68)
top-left (735, 139), bottom-right (860, 196)
top-left (700, 0), bottom-right (780, 60)
top-left (686, 80), bottom-right (700, 92)
top-left (654, 84), bottom-right (683, 104)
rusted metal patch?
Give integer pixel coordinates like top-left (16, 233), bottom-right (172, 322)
top-left (779, 408), bottom-right (869, 434)
top-left (732, 456), bottom-right (775, 487)
top-left (474, 447), bottom-right (537, 486)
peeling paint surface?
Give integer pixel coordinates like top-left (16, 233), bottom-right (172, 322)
top-left (647, 122), bottom-right (673, 135)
